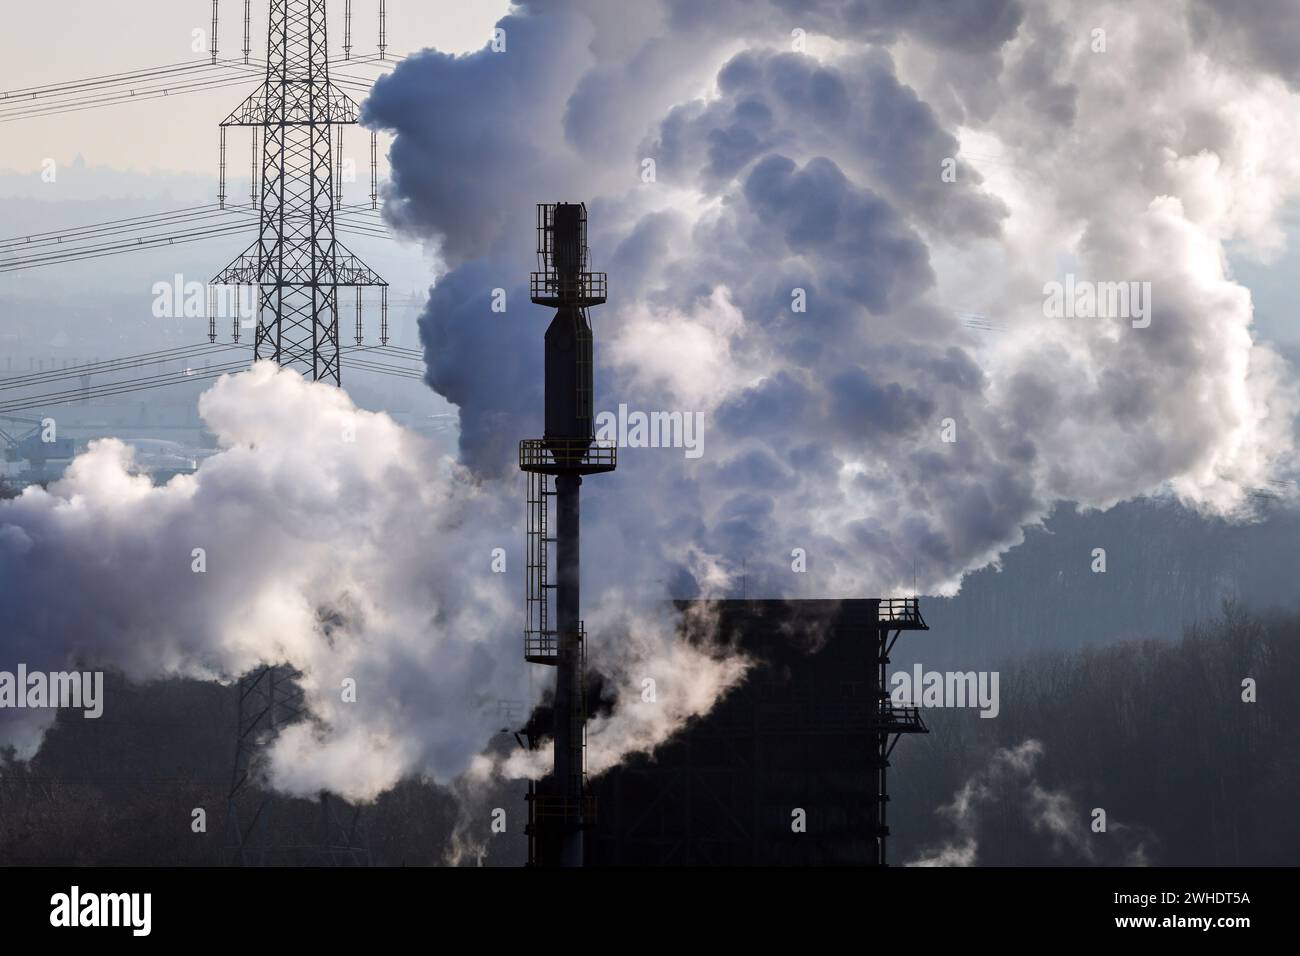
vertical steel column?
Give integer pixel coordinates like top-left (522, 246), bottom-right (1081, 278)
top-left (554, 472), bottom-right (584, 866)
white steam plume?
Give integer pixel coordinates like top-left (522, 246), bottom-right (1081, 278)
top-left (0, 363), bottom-right (746, 800)
top-left (907, 739), bottom-right (1153, 866)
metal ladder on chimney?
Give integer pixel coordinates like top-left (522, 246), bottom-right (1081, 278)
top-left (523, 472), bottom-right (591, 798)
top-left (524, 470), bottom-right (558, 664)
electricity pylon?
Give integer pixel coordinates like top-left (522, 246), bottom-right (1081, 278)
top-left (212, 0), bottom-right (387, 385)
top-left (214, 0), bottom-right (382, 866)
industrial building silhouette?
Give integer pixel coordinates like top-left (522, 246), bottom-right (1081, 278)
top-left (583, 599), bottom-right (929, 866)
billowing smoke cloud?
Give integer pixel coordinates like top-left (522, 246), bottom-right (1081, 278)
top-left (907, 739), bottom-right (1154, 866)
top-left (364, 0), bottom-right (1298, 611)
top-left (0, 364), bottom-right (745, 800)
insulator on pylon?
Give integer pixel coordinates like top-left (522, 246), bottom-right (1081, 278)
top-left (250, 133), bottom-right (259, 208)
top-left (370, 131), bottom-right (378, 210)
top-left (344, 0), bottom-right (353, 60)
top-left (210, 0), bottom-right (219, 64)
top-left (207, 286), bottom-right (217, 343)
top-left (335, 134), bottom-right (344, 209)
top-left (218, 126), bottom-right (227, 208)
top-left (355, 287), bottom-right (363, 346)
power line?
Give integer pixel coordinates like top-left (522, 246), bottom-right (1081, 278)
top-left (0, 203), bottom-right (222, 247)
top-left (0, 360), bottom-right (431, 433)
top-left (341, 350), bottom-right (423, 371)
top-left (0, 204), bottom-right (253, 253)
top-left (0, 68), bottom-right (263, 125)
top-left (0, 58), bottom-right (259, 109)
top-left (346, 343), bottom-right (423, 361)
top-left (0, 203), bottom-right (400, 273)
top-left (339, 344), bottom-right (425, 381)
top-left (0, 65), bottom-right (385, 126)
top-left (336, 223), bottom-right (401, 242)
top-left (0, 74), bottom-right (261, 124)
top-left (0, 221), bottom-right (254, 273)
top-left (0, 49), bottom-right (397, 105)
top-left (0, 51), bottom-right (406, 124)
top-left (0, 358), bottom-right (252, 416)
top-left (0, 344), bottom-right (245, 392)
top-left (341, 343), bottom-right (420, 360)
top-left (2, 348), bottom-right (247, 396)
top-left (0, 58), bottom-right (252, 102)
top-left (343, 342), bottom-right (422, 356)
top-left (345, 363), bottom-right (424, 382)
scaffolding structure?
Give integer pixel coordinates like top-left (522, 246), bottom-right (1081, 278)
top-left (871, 598), bottom-right (930, 865)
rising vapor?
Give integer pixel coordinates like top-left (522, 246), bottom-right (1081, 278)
top-left (0, 363), bottom-right (745, 800)
top-left (907, 739), bottom-right (1154, 866)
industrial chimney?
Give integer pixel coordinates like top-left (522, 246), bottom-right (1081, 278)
top-left (520, 203), bottom-right (615, 867)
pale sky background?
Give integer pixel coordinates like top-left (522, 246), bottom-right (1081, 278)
top-left (0, 0), bottom-right (511, 173)
top-left (0, 0), bottom-right (514, 364)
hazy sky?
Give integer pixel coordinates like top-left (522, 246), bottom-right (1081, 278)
top-left (0, 0), bottom-right (510, 173)
top-left (0, 2), bottom-right (514, 393)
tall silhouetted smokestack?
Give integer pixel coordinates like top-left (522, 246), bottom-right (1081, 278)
top-left (520, 203), bottom-right (614, 867)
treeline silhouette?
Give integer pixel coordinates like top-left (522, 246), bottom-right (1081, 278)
top-left (0, 675), bottom-right (520, 866)
top-left (0, 604), bottom-right (1294, 865)
top-left (891, 603), bottom-right (1298, 865)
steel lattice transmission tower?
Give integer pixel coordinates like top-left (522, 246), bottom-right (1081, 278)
top-left (212, 0), bottom-right (387, 385)
top-left (214, 0), bottom-right (382, 866)
top-left (224, 664), bottom-right (370, 866)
